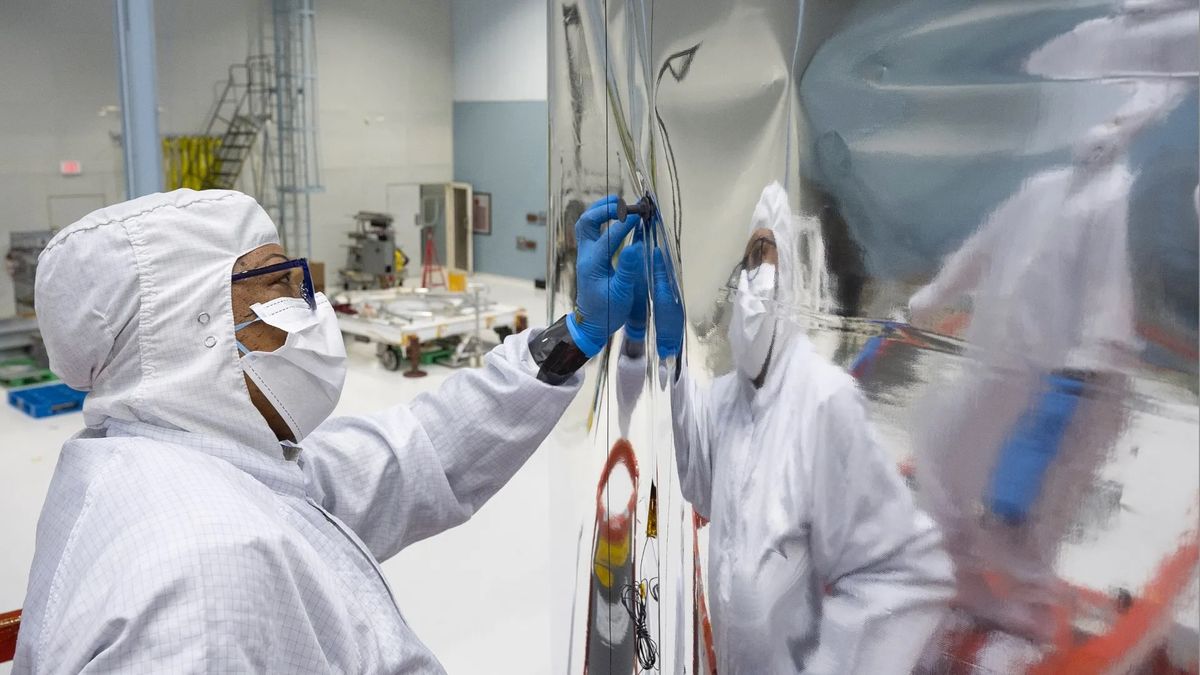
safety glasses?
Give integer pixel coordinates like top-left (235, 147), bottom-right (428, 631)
top-left (725, 236), bottom-right (778, 290)
top-left (231, 257), bottom-right (316, 310)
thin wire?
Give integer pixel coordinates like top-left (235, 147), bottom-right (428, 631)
top-left (603, 2), bottom-right (612, 671)
top-left (646, 3), bottom-right (667, 669)
top-left (636, 510), bottom-right (662, 673)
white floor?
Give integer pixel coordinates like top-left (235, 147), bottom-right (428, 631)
top-left (0, 274), bottom-right (556, 674)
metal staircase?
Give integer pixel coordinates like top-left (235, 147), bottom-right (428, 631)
top-left (206, 115), bottom-right (258, 190)
top-left (200, 56), bottom-right (272, 190)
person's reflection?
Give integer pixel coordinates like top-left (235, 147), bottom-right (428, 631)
top-left (631, 182), bottom-right (953, 674)
top-left (907, 103), bottom-right (1156, 662)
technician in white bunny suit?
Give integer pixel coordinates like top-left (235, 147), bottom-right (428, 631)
top-left (16, 188), bottom-right (645, 673)
top-left (631, 183), bottom-right (954, 674)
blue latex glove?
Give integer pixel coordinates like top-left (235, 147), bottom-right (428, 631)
top-left (567, 195), bottom-right (646, 357)
top-left (986, 373), bottom-right (1086, 525)
top-left (651, 248), bottom-right (685, 359)
top-left (625, 231), bottom-right (649, 343)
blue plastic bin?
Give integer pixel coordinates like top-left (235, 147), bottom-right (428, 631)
top-left (8, 383), bottom-right (87, 418)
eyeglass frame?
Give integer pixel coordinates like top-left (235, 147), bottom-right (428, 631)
top-left (230, 257), bottom-right (316, 310)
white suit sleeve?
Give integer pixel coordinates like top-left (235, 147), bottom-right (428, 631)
top-left (1064, 186), bottom-right (1139, 372)
top-left (670, 369), bottom-right (717, 519)
top-left (301, 330), bottom-right (582, 561)
top-left (803, 385), bottom-right (955, 675)
top-left (910, 196), bottom-right (1009, 318)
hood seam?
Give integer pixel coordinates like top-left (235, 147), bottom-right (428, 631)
top-left (40, 192), bottom-right (242, 257)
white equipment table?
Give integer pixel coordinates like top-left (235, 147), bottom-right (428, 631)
top-left (332, 286), bottom-right (526, 371)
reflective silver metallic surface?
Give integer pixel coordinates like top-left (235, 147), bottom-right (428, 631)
top-left (549, 1), bottom-right (1199, 672)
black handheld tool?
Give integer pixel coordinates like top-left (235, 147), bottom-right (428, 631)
top-left (617, 195), bottom-right (655, 221)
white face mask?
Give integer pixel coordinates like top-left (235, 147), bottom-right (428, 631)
top-left (236, 293), bottom-right (347, 442)
top-left (728, 264), bottom-right (777, 380)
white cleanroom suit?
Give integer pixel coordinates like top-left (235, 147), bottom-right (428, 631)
top-left (670, 183), bottom-right (955, 674)
top-left (16, 190), bottom-right (581, 674)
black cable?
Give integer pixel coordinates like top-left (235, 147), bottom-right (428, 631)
top-left (621, 582), bottom-right (659, 671)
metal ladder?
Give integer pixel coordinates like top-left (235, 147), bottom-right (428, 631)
top-left (190, 1), bottom-right (322, 258)
top-left (266, 0), bottom-right (323, 258)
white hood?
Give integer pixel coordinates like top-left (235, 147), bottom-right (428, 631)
top-left (738, 183), bottom-right (833, 373)
top-left (747, 182), bottom-right (798, 308)
top-left (747, 181), bottom-right (834, 316)
top-left (35, 189), bottom-right (283, 452)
